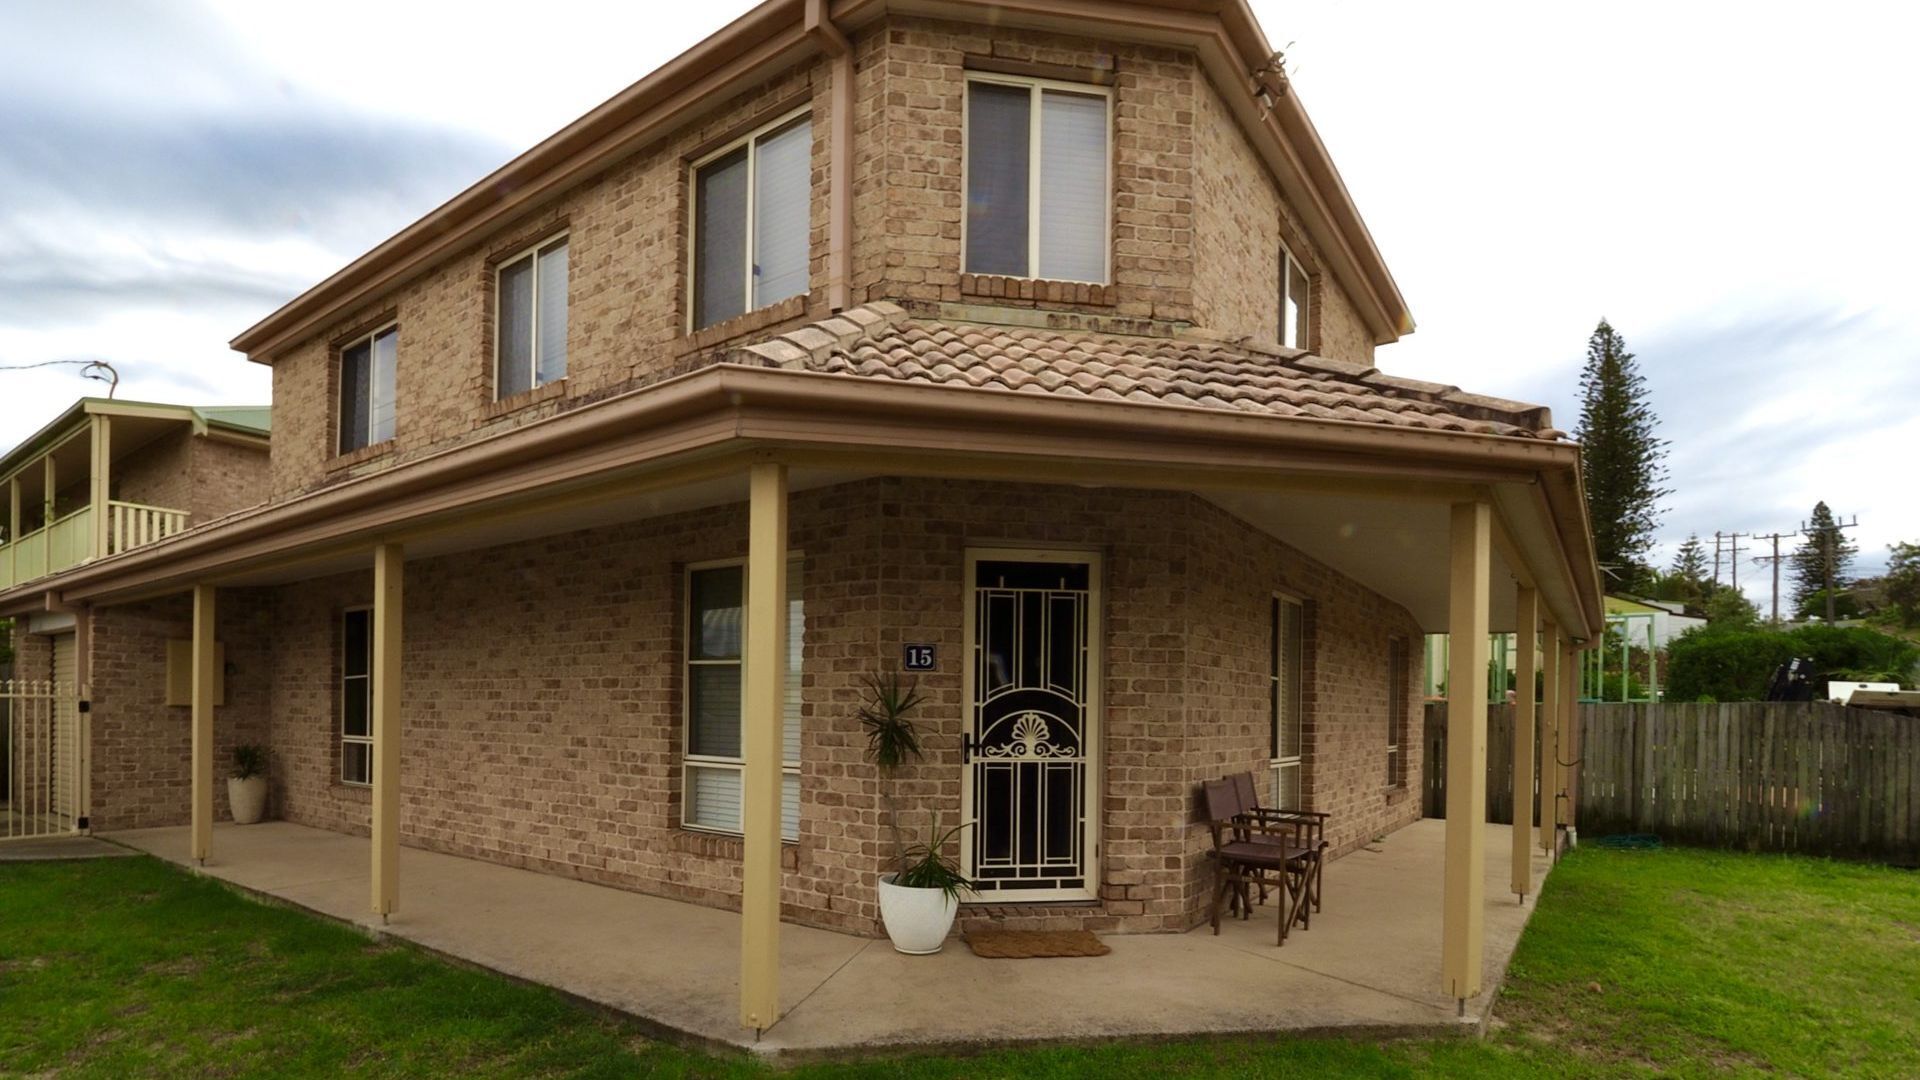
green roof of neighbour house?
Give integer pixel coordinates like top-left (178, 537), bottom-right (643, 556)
top-left (0, 397), bottom-right (271, 481)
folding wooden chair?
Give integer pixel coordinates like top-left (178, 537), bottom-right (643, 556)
top-left (1228, 771), bottom-right (1330, 920)
top-left (1202, 779), bottom-right (1314, 945)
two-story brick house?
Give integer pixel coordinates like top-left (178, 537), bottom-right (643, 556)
top-left (2, 0), bottom-right (1599, 1030)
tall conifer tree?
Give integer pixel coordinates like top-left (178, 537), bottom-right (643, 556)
top-left (1574, 320), bottom-right (1669, 590)
top-left (1792, 501), bottom-right (1856, 616)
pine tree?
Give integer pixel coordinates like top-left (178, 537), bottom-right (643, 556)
top-left (1885, 541), bottom-right (1920, 628)
top-left (1668, 534), bottom-right (1710, 599)
top-left (1791, 501), bottom-right (1857, 618)
top-left (1574, 320), bottom-right (1669, 589)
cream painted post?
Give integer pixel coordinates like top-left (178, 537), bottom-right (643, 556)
top-left (1538, 621), bottom-right (1562, 855)
top-left (1443, 501), bottom-right (1491, 1007)
top-left (8, 476), bottom-right (19, 541)
top-left (43, 453), bottom-right (55, 525)
top-left (1511, 586), bottom-right (1538, 900)
top-left (371, 543), bottom-right (404, 920)
top-left (190, 584), bottom-right (216, 864)
top-left (739, 463), bottom-right (788, 1034)
top-left (89, 415), bottom-right (110, 560)
top-left (1560, 641), bottom-right (1580, 834)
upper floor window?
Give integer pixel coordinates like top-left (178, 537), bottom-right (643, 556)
top-left (691, 111), bottom-right (811, 331)
top-left (1279, 245), bottom-right (1310, 349)
top-left (338, 324), bottom-right (397, 454)
top-left (495, 233), bottom-right (568, 399)
top-left (964, 75), bottom-right (1111, 284)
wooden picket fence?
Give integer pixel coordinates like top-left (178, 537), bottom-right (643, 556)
top-left (1578, 702), bottom-right (1920, 863)
top-left (1424, 701), bottom-right (1920, 863)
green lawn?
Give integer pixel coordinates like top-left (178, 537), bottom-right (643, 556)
top-left (2, 845), bottom-right (1916, 1078)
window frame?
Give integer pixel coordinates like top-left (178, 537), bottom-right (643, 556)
top-left (340, 605), bottom-right (373, 787)
top-left (685, 106), bottom-right (813, 333)
top-left (1269, 592), bottom-right (1307, 810)
top-left (491, 230), bottom-right (570, 400)
top-left (960, 72), bottom-right (1114, 286)
top-left (679, 555), bottom-right (803, 840)
top-left (1279, 241), bottom-right (1310, 349)
top-left (336, 321), bottom-right (398, 456)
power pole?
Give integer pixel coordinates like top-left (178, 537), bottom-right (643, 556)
top-left (1724, 532), bottom-right (1747, 594)
top-left (1749, 529), bottom-right (1798, 625)
top-left (1712, 531), bottom-right (1724, 590)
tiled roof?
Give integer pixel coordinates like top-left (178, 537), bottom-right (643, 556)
top-left (726, 302), bottom-right (1562, 440)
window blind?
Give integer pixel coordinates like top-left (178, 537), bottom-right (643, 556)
top-left (535, 240), bottom-right (568, 386)
top-left (1037, 89), bottom-right (1107, 282)
top-left (752, 118), bottom-right (811, 309)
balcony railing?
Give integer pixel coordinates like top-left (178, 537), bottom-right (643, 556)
top-left (0, 501), bottom-right (188, 590)
top-left (107, 500), bottom-right (190, 555)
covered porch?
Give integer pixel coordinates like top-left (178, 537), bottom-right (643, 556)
top-left (109, 816), bottom-right (1550, 1056)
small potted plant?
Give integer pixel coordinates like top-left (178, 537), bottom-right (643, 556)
top-left (228, 744), bottom-right (268, 825)
top-left (860, 671), bottom-right (972, 954)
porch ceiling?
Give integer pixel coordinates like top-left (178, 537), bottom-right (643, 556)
top-left (1207, 489), bottom-right (1522, 634)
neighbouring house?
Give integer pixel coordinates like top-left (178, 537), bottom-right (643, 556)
top-left (1, 0), bottom-right (1601, 1032)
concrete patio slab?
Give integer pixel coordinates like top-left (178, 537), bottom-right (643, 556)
top-left (107, 817), bottom-right (1552, 1058)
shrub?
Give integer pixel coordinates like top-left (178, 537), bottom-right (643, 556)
top-left (1666, 623), bottom-right (1920, 702)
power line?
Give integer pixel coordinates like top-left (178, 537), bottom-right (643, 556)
top-left (0, 359), bottom-right (119, 397)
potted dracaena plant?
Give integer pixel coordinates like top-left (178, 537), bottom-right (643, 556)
top-left (228, 744), bottom-right (269, 825)
top-left (859, 670), bottom-right (972, 954)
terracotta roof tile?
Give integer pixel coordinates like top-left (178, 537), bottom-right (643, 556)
top-left (725, 304), bottom-right (1559, 440)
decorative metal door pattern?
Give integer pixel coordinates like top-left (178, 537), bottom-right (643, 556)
top-left (963, 557), bottom-right (1095, 897)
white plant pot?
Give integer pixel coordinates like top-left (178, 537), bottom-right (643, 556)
top-left (877, 873), bottom-right (959, 955)
top-left (227, 775), bottom-right (268, 825)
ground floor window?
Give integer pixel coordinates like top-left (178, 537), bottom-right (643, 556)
top-left (341, 607), bottom-right (372, 786)
top-left (1387, 636), bottom-right (1409, 787)
top-left (683, 559), bottom-right (802, 839)
top-left (1269, 595), bottom-right (1305, 809)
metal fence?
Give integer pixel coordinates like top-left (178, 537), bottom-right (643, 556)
top-left (2, 679), bottom-right (83, 842)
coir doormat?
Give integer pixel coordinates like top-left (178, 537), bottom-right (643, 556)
top-left (964, 929), bottom-right (1111, 958)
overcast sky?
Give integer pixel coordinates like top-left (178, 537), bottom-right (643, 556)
top-left (3, 1), bottom-right (1915, 602)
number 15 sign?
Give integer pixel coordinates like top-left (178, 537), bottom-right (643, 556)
top-left (902, 643), bottom-right (937, 671)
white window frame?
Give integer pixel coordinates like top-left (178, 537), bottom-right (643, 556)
top-left (960, 73), bottom-right (1114, 285)
top-left (680, 555), bottom-right (802, 841)
top-left (337, 321), bottom-right (398, 456)
top-left (1269, 592), bottom-right (1306, 810)
top-left (685, 106), bottom-right (812, 333)
top-left (492, 230), bottom-right (569, 400)
top-left (340, 605), bottom-right (372, 787)
top-left (1279, 241), bottom-right (1310, 349)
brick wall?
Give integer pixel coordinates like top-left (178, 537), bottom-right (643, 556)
top-left (63, 478), bottom-right (1411, 936)
top-left (263, 14), bottom-right (1380, 503)
top-left (115, 429), bottom-right (268, 526)
top-left (85, 590), bottom-right (274, 831)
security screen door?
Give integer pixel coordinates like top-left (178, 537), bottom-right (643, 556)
top-left (961, 550), bottom-right (1101, 901)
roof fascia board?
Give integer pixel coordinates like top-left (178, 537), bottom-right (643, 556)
top-left (10, 365), bottom-right (1581, 607)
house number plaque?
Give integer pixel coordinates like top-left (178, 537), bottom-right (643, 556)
top-left (903, 643), bottom-right (937, 671)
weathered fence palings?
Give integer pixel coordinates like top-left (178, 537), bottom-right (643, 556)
top-left (1424, 700), bottom-right (1920, 864)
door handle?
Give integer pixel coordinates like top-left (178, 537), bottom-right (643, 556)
top-left (961, 732), bottom-right (977, 764)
